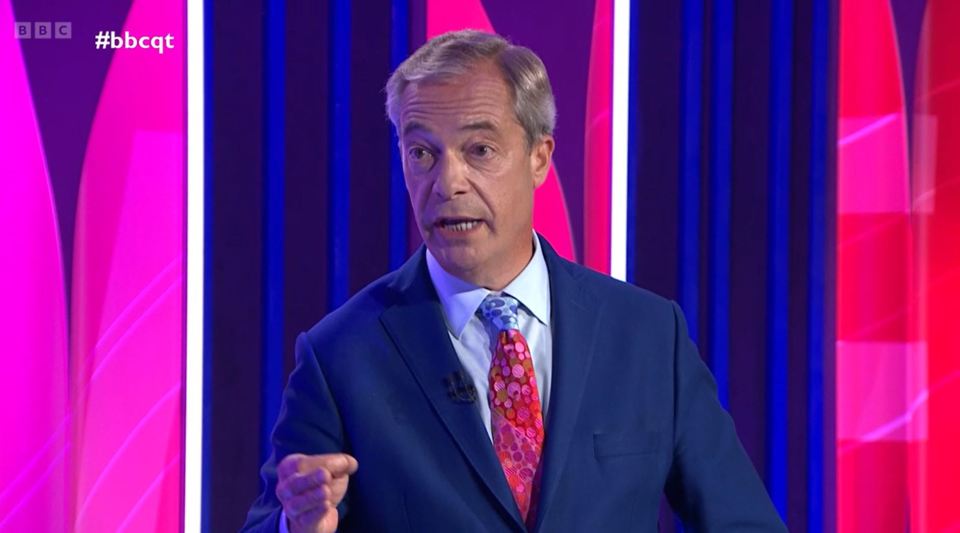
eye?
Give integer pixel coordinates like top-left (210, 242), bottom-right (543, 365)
top-left (407, 146), bottom-right (435, 168)
top-left (469, 144), bottom-right (494, 158)
top-left (408, 146), bottom-right (429, 160)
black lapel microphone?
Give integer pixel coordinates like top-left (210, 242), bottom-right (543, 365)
top-left (444, 370), bottom-right (478, 404)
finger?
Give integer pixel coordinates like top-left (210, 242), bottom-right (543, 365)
top-left (320, 454), bottom-right (358, 478)
top-left (317, 502), bottom-right (340, 533)
top-left (277, 468), bottom-right (329, 501)
top-left (277, 453), bottom-right (307, 479)
top-left (285, 484), bottom-right (331, 519)
top-left (290, 454), bottom-right (357, 481)
top-left (287, 468), bottom-right (332, 495)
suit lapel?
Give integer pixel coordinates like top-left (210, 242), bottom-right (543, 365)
top-left (530, 238), bottom-right (603, 532)
top-left (380, 249), bottom-right (526, 531)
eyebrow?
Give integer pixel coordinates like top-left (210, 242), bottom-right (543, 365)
top-left (460, 120), bottom-right (498, 133)
top-left (402, 120), bottom-right (430, 137)
top-left (401, 119), bottom-right (499, 137)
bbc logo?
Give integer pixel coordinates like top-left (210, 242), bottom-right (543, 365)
top-left (14, 22), bottom-right (72, 39)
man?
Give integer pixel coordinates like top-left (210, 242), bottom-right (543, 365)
top-left (242, 30), bottom-right (785, 532)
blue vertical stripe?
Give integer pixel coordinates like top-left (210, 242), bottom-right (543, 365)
top-left (389, 0), bottom-right (409, 270)
top-left (708, 0), bottom-right (733, 409)
top-left (261, 0), bottom-right (285, 466)
top-left (807, 0), bottom-right (828, 530)
top-left (679, 0), bottom-right (704, 344)
top-left (201, 0), bottom-right (214, 527)
top-left (676, 2), bottom-right (704, 527)
top-left (625, 0), bottom-right (639, 285)
top-left (330, 0), bottom-right (351, 307)
top-left (767, 0), bottom-right (793, 519)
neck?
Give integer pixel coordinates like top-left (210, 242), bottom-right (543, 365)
top-left (444, 235), bottom-right (536, 291)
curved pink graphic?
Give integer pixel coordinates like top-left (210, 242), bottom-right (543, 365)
top-left (0, 1), bottom-right (69, 530)
top-left (532, 167), bottom-right (576, 264)
top-left (69, 0), bottom-right (184, 528)
top-left (427, 0), bottom-right (577, 262)
top-left (583, 0), bottom-right (612, 274)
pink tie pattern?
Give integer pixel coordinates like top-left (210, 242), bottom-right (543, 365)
top-left (478, 294), bottom-right (544, 522)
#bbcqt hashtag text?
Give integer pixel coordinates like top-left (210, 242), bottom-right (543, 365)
top-left (94, 31), bottom-right (175, 55)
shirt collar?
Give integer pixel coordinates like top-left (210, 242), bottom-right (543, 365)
top-left (426, 233), bottom-right (551, 338)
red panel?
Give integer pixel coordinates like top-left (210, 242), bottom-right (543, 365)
top-left (913, 1), bottom-right (960, 530)
top-left (838, 442), bottom-right (908, 532)
top-left (840, 0), bottom-right (960, 530)
top-left (837, 214), bottom-right (914, 342)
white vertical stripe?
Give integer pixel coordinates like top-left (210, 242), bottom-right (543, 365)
top-left (184, 0), bottom-right (205, 530)
top-left (610, 0), bottom-right (631, 281)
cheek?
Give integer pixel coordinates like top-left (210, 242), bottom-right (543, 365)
top-left (405, 177), bottom-right (429, 207)
top-left (489, 182), bottom-right (532, 226)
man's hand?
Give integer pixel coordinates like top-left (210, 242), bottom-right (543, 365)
top-left (276, 453), bottom-right (359, 533)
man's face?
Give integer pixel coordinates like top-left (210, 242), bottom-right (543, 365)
top-left (397, 61), bottom-right (554, 289)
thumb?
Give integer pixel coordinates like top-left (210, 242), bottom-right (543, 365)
top-left (326, 454), bottom-right (359, 478)
top-left (319, 502), bottom-right (339, 533)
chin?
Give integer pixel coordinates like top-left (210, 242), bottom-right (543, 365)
top-left (437, 249), bottom-right (482, 273)
top-left (430, 242), bottom-right (486, 276)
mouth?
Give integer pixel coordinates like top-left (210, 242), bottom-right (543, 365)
top-left (433, 217), bottom-right (484, 233)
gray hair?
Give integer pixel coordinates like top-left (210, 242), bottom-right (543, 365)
top-left (385, 29), bottom-right (556, 149)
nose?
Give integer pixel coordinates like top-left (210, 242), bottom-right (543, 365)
top-left (432, 151), bottom-right (470, 200)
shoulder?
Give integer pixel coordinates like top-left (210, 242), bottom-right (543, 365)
top-left (301, 268), bottom-right (402, 351)
top-left (553, 256), bottom-right (682, 334)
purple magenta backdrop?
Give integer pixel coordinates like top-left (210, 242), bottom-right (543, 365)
top-left (12, 0), bottom-right (132, 304)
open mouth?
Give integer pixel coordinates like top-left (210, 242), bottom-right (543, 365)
top-left (435, 218), bottom-right (483, 233)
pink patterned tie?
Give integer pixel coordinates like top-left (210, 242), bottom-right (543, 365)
top-left (478, 294), bottom-right (544, 523)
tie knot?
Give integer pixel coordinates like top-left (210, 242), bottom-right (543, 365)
top-left (478, 294), bottom-right (521, 331)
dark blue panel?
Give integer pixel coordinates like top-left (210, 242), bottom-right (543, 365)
top-left (767, 0), bottom-right (793, 519)
top-left (679, 0), bottom-right (703, 343)
top-left (261, 0), bottom-right (285, 466)
top-left (330, 0), bottom-right (351, 307)
top-left (807, 0), bottom-right (828, 530)
top-left (632, 0), bottom-right (681, 301)
top-left (709, 0), bottom-right (733, 409)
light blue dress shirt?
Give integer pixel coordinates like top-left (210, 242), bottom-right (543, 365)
top-left (425, 233), bottom-right (553, 440)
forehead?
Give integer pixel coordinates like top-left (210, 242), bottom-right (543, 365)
top-left (398, 62), bottom-right (516, 132)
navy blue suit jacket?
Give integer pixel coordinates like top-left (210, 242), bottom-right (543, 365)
top-left (241, 236), bottom-right (785, 532)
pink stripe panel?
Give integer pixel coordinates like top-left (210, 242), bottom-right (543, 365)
top-left (583, 0), bottom-right (612, 274)
top-left (0, 0), bottom-right (69, 531)
top-left (836, 341), bottom-right (927, 443)
top-left (837, 114), bottom-right (910, 214)
top-left (69, 0), bottom-right (184, 527)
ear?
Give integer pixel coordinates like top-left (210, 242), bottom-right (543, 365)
top-left (530, 135), bottom-right (555, 188)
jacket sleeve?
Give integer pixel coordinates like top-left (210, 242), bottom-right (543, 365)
top-left (240, 332), bottom-right (349, 532)
top-left (663, 301), bottom-right (787, 532)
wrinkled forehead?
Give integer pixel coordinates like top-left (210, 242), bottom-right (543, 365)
top-left (397, 70), bottom-right (519, 137)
